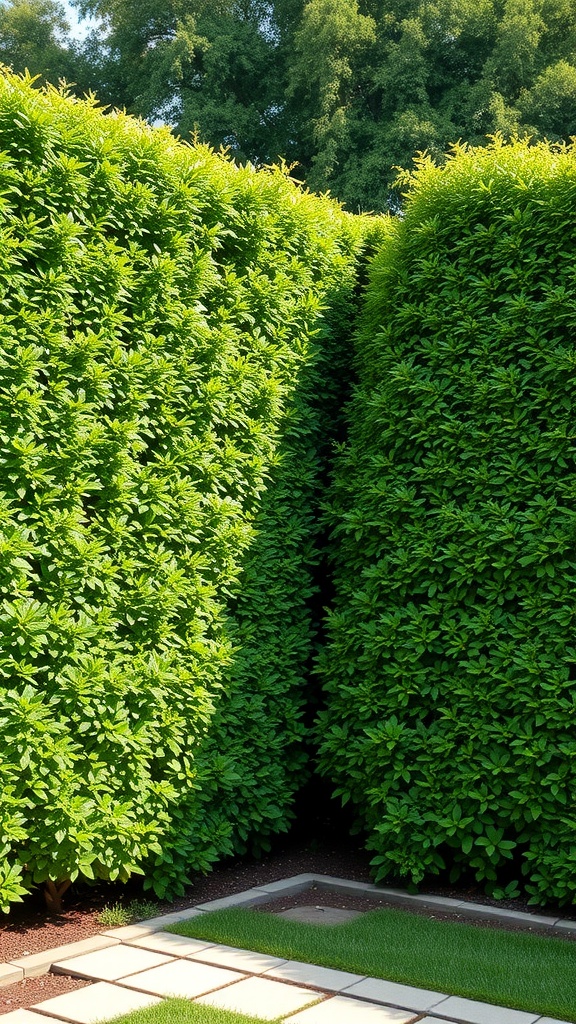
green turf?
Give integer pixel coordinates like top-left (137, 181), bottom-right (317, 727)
top-left (107, 997), bottom-right (281, 1024)
top-left (166, 906), bottom-right (576, 1022)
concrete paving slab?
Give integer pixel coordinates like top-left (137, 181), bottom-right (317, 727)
top-left (314, 878), bottom-right (376, 896)
top-left (0, 962), bottom-right (24, 985)
top-left (284, 994), bottom-right (418, 1023)
top-left (100, 925), bottom-right (159, 941)
top-left (32, 981), bottom-right (162, 1023)
top-left (194, 888), bottom-right (272, 911)
top-left (343, 978), bottom-right (449, 1012)
top-left (126, 933), bottom-right (215, 956)
top-left (195, 975), bottom-right (320, 1019)
top-left (433, 996), bottom-right (540, 1024)
top-left (0, 1012), bottom-right (48, 1023)
top-left (258, 876), bottom-right (317, 895)
top-left (52, 945), bottom-right (174, 981)
top-left (120, 957), bottom-right (246, 998)
top-left (10, 937), bottom-right (120, 979)
top-left (133, 910), bottom-right (204, 931)
top-left (264, 959), bottom-right (364, 991)
top-left (188, 942), bottom-right (286, 974)
top-left (279, 906), bottom-right (362, 925)
top-left (535, 1018), bottom-right (575, 1024)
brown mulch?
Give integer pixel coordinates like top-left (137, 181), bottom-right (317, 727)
top-left (0, 973), bottom-right (91, 1013)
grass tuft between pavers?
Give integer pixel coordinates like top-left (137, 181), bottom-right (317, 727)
top-left (165, 906), bottom-right (576, 1022)
top-left (108, 996), bottom-right (281, 1024)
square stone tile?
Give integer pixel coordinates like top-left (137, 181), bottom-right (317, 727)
top-left (11, 938), bottom-right (121, 980)
top-left (189, 943), bottom-right (286, 973)
top-left (433, 996), bottom-right (540, 1024)
top-left (265, 959), bottom-right (364, 991)
top-left (196, 975), bottom-right (320, 1018)
top-left (284, 994), bottom-right (417, 1022)
top-left (120, 958), bottom-right (246, 998)
top-left (0, 962), bottom-right (24, 985)
top-left (52, 945), bottom-right (173, 981)
top-left (127, 933), bottom-right (215, 957)
top-left (0, 1013), bottom-right (48, 1023)
top-left (32, 981), bottom-right (162, 1022)
top-left (535, 1018), bottom-right (575, 1024)
top-left (194, 888), bottom-right (271, 911)
top-left (344, 977), bottom-right (449, 1012)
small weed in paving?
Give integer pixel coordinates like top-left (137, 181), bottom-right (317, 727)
top-left (96, 900), bottom-right (159, 928)
top-left (109, 998), bottom-right (279, 1024)
top-left (166, 906), bottom-right (576, 1022)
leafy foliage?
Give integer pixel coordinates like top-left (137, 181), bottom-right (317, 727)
top-left (317, 138), bottom-right (576, 904)
top-left (0, 70), bottom-right (371, 911)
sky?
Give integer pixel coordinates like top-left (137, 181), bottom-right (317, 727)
top-left (60, 0), bottom-right (99, 40)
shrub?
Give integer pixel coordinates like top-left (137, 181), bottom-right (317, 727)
top-left (317, 138), bottom-right (576, 904)
top-left (0, 72), bottom-right (372, 912)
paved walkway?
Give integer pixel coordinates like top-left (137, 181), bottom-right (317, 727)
top-left (1, 875), bottom-right (573, 1024)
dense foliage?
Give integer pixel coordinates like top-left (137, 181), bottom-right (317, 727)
top-left (4, 0), bottom-right (576, 210)
top-left (0, 71), bottom-right (372, 912)
top-left (317, 139), bottom-right (576, 905)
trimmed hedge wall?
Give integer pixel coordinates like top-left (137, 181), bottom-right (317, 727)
top-left (0, 73), bottom-right (374, 911)
top-left (317, 139), bottom-right (576, 905)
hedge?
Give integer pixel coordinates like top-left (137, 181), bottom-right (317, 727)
top-left (0, 72), bottom-right (374, 912)
top-left (317, 139), bottom-right (576, 905)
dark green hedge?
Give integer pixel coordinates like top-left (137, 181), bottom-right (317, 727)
top-left (0, 72), bottom-right (373, 911)
top-left (317, 139), bottom-right (576, 905)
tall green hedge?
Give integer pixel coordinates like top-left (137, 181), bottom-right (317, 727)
top-left (0, 72), bottom-right (372, 912)
top-left (317, 139), bottom-right (576, 905)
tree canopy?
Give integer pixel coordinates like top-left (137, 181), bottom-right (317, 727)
top-left (2, 0), bottom-right (576, 210)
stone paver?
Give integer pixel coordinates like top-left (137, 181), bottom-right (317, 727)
top-left (433, 995), bottom-right (540, 1024)
top-left (257, 874), bottom-right (317, 894)
top-left (120, 957), bottom-right (246, 998)
top-left (0, 1012), bottom-right (47, 1023)
top-left (10, 938), bottom-right (120, 980)
top-left (283, 993), bottom-right (418, 1022)
top-left (32, 981), bottom-right (162, 1023)
top-left (344, 977), bottom-right (449, 1012)
top-left (0, 962), bottom-right (24, 986)
top-left (194, 887), bottom-right (272, 911)
top-left (52, 945), bottom-right (173, 981)
top-left (127, 932), bottom-right (215, 956)
top-left (535, 1018), bottom-right (575, 1024)
top-left (189, 942), bottom-right (286, 974)
top-left (279, 906), bottom-right (362, 924)
top-left (195, 975), bottom-right (321, 1018)
top-left (264, 958), bottom-right (364, 991)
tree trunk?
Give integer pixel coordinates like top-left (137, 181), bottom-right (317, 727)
top-left (43, 878), bottom-right (72, 914)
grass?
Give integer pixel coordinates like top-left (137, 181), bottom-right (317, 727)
top-left (96, 900), bottom-right (159, 927)
top-left (166, 906), bottom-right (576, 1022)
top-left (108, 999), bottom-right (279, 1024)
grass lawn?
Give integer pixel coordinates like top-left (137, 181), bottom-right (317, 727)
top-left (109, 997), bottom-right (278, 1024)
top-left (166, 906), bottom-right (576, 1022)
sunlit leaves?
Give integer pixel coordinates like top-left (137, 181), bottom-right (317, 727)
top-left (0, 71), bottom-right (371, 911)
top-left (318, 138), bottom-right (576, 904)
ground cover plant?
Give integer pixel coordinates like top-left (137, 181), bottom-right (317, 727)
top-left (316, 137), bottom-right (576, 906)
top-left (0, 70), bottom-right (378, 914)
top-left (109, 1000), bottom-right (278, 1024)
top-left (167, 905), bottom-right (576, 1021)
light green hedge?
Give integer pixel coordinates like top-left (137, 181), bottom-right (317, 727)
top-left (317, 139), bottom-right (576, 905)
top-left (0, 72), bottom-right (374, 911)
